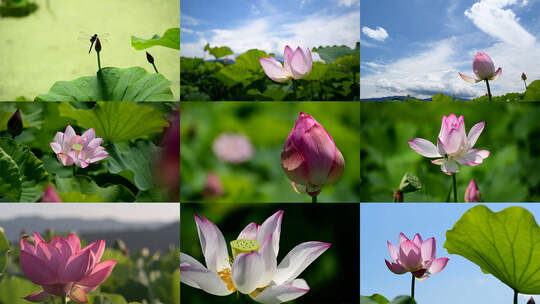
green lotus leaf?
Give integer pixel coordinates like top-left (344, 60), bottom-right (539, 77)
top-left (107, 141), bottom-right (161, 191)
top-left (204, 43), bottom-right (233, 59)
top-left (304, 62), bottom-right (329, 81)
top-left (360, 294), bottom-right (389, 304)
top-left (0, 138), bottom-right (48, 202)
top-left (235, 49), bottom-right (268, 72)
top-left (54, 175), bottom-right (135, 202)
top-left (312, 42), bottom-right (359, 64)
top-left (444, 205), bottom-right (540, 294)
top-left (35, 67), bottom-right (173, 101)
top-left (58, 102), bottom-right (169, 142)
top-left (525, 80), bottom-right (540, 102)
top-left (0, 277), bottom-right (41, 304)
top-left (87, 293), bottom-right (129, 304)
top-left (131, 28), bottom-right (180, 50)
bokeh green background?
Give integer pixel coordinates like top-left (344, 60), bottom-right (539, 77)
top-left (180, 203), bottom-right (359, 303)
top-left (0, 0), bottom-right (179, 100)
top-left (361, 102), bottom-right (540, 202)
top-left (180, 102), bottom-right (360, 203)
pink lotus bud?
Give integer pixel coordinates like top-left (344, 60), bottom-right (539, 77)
top-left (459, 52), bottom-right (502, 84)
top-left (464, 179), bottom-right (481, 202)
top-left (528, 297), bottom-right (535, 304)
top-left (259, 45), bottom-right (312, 83)
top-left (146, 51), bottom-right (154, 64)
top-left (40, 185), bottom-right (62, 203)
top-left (203, 172), bottom-right (223, 198)
top-left (522, 72), bottom-right (527, 81)
top-left (95, 37), bottom-right (102, 53)
top-left (281, 112), bottom-right (344, 196)
top-left (20, 232), bottom-right (116, 303)
top-left (156, 112), bottom-right (180, 200)
top-left (385, 232), bottom-right (449, 280)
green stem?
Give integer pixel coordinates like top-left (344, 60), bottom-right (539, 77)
top-left (97, 51), bottom-right (102, 71)
top-left (485, 79), bottom-right (492, 101)
top-left (72, 165), bottom-right (76, 177)
top-left (312, 195), bottom-right (317, 203)
top-left (292, 79), bottom-right (297, 101)
top-left (411, 273), bottom-right (415, 300)
top-left (524, 80), bottom-right (528, 91)
top-left (152, 62), bottom-right (159, 74)
top-left (310, 80), bottom-right (314, 100)
top-left (62, 296), bottom-right (67, 304)
top-left (514, 289), bottom-right (517, 304)
top-left (453, 174), bottom-right (457, 202)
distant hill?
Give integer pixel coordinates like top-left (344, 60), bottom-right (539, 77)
top-left (0, 216), bottom-right (166, 242)
top-left (360, 95), bottom-right (470, 101)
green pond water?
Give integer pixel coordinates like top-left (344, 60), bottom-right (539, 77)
top-left (0, 0), bottom-right (179, 101)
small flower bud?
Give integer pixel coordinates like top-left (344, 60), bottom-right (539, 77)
top-left (40, 184), bottom-right (62, 202)
top-left (393, 189), bottom-right (403, 202)
top-left (7, 109), bottom-right (23, 138)
top-left (465, 179), bottom-right (482, 202)
top-left (528, 297), bottom-right (535, 304)
top-left (398, 172), bottom-right (421, 194)
top-left (522, 72), bottom-right (527, 81)
top-left (146, 51), bottom-right (154, 64)
top-left (95, 38), bottom-right (102, 53)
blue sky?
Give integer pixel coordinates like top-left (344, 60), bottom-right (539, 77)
top-left (181, 0), bottom-right (359, 59)
top-left (361, 203), bottom-right (539, 304)
top-left (360, 0), bottom-right (540, 99)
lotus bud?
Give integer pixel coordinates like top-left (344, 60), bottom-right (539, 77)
top-left (7, 109), bottom-right (23, 138)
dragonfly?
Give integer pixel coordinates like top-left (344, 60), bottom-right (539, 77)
top-left (77, 31), bottom-right (110, 54)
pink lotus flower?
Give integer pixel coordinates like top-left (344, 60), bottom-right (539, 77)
top-left (459, 52), bottom-right (502, 84)
top-left (40, 185), bottom-right (62, 203)
top-left (259, 45), bottom-right (312, 83)
top-left (408, 114), bottom-right (489, 175)
top-left (203, 172), bottom-right (223, 198)
top-left (385, 233), bottom-right (449, 280)
top-left (20, 232), bottom-right (116, 303)
top-left (464, 179), bottom-right (481, 202)
top-left (180, 210), bottom-right (330, 304)
top-left (50, 126), bottom-right (108, 168)
top-left (281, 112), bottom-right (344, 196)
top-left (212, 132), bottom-right (254, 164)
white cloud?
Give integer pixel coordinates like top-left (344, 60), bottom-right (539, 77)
top-left (181, 28), bottom-right (194, 34)
top-left (360, 39), bottom-right (484, 99)
top-left (338, 0), bottom-right (360, 7)
top-left (182, 14), bottom-right (201, 26)
top-left (464, 0), bottom-right (536, 47)
top-left (183, 11), bottom-right (360, 59)
top-left (362, 26), bottom-right (389, 41)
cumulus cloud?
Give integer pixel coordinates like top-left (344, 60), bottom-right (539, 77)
top-left (361, 26), bottom-right (389, 41)
top-left (464, 0), bottom-right (535, 46)
top-left (338, 0), bottom-right (360, 7)
top-left (183, 11), bottom-right (359, 58)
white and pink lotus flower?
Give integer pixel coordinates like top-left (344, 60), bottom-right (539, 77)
top-left (180, 210), bottom-right (331, 303)
top-left (408, 114), bottom-right (489, 175)
top-left (259, 45), bottom-right (312, 83)
top-left (459, 52), bottom-right (501, 101)
top-left (385, 232), bottom-right (449, 280)
top-left (50, 125), bottom-right (108, 168)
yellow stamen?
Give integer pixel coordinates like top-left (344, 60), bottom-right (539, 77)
top-left (217, 268), bottom-right (235, 291)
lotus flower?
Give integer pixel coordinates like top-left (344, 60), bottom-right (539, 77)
top-left (7, 109), bottom-right (23, 138)
top-left (385, 232), bottom-right (449, 280)
top-left (281, 112), bottom-right (344, 197)
top-left (459, 52), bottom-right (502, 84)
top-left (464, 179), bottom-right (481, 202)
top-left (408, 114), bottom-right (489, 175)
top-left (50, 126), bottom-right (108, 168)
top-left (459, 52), bottom-right (501, 101)
top-left (212, 132), bottom-right (254, 164)
top-left (20, 232), bottom-right (116, 303)
top-left (180, 210), bottom-right (330, 304)
top-left (259, 45), bottom-right (312, 83)
top-left (523, 72), bottom-right (528, 90)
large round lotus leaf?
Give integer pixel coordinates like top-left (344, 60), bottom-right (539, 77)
top-left (58, 102), bottom-right (169, 142)
top-left (0, 138), bottom-right (48, 202)
top-left (131, 27), bottom-right (180, 50)
top-left (445, 205), bottom-right (540, 294)
top-left (54, 175), bottom-right (135, 202)
top-left (0, 277), bottom-right (42, 304)
top-left (35, 67), bottom-right (173, 101)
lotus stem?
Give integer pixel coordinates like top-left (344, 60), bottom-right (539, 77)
top-left (485, 79), bottom-right (492, 101)
top-left (97, 51), bottom-right (102, 71)
top-left (152, 62), bottom-right (159, 74)
top-left (62, 296), bottom-right (67, 304)
top-left (453, 174), bottom-right (457, 202)
top-left (72, 165), bottom-right (76, 177)
top-left (411, 273), bottom-right (415, 300)
top-left (524, 80), bottom-right (528, 91)
top-left (310, 80), bottom-right (314, 100)
top-left (514, 289), bottom-right (518, 304)
top-left (312, 195), bottom-right (317, 203)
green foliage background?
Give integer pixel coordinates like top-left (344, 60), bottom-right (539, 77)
top-left (180, 102), bottom-right (360, 202)
top-left (361, 102), bottom-right (540, 202)
top-left (181, 203), bottom-right (359, 303)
